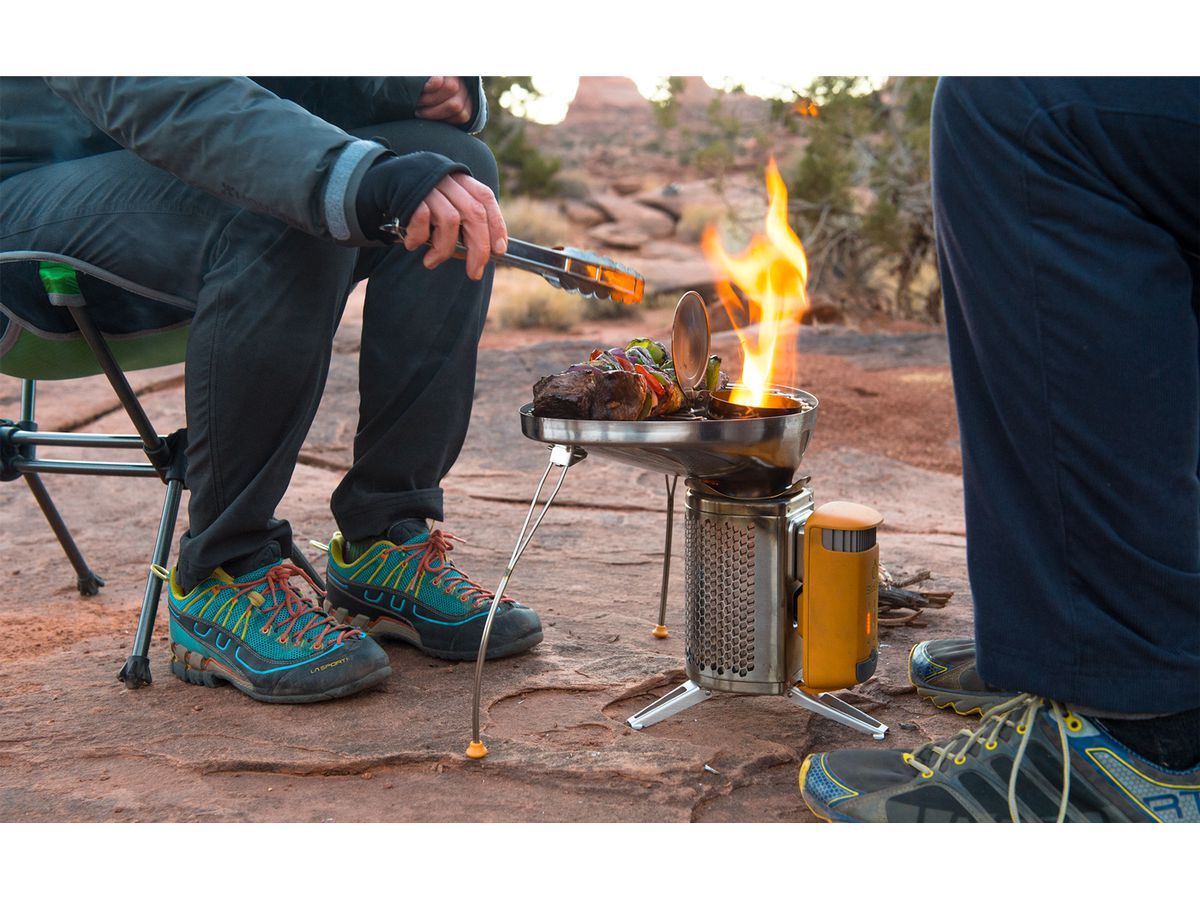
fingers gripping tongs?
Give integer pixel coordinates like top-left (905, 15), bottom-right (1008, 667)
top-left (380, 218), bottom-right (645, 305)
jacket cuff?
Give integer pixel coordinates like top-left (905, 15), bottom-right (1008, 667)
top-left (326, 139), bottom-right (390, 243)
top-left (462, 77), bottom-right (488, 134)
top-left (344, 150), bottom-right (472, 247)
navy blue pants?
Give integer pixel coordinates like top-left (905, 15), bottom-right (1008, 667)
top-left (931, 77), bottom-right (1200, 715)
top-left (1, 120), bottom-right (497, 591)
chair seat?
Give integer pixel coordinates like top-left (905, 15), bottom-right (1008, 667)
top-left (0, 320), bottom-right (189, 380)
top-left (0, 255), bottom-right (192, 379)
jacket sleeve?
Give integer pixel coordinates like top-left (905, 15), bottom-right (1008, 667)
top-left (41, 76), bottom-right (453, 244)
top-left (249, 76), bottom-right (488, 134)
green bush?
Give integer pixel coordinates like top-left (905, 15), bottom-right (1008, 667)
top-left (484, 77), bottom-right (564, 198)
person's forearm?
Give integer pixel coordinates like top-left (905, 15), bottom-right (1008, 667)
top-left (44, 76), bottom-right (389, 241)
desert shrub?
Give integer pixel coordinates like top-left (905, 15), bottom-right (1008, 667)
top-left (676, 202), bottom-right (729, 243)
top-left (488, 269), bottom-right (581, 331)
top-left (550, 169), bottom-right (594, 201)
top-left (485, 77), bottom-right (563, 198)
top-left (500, 197), bottom-right (571, 247)
top-left (581, 297), bottom-right (641, 321)
top-left (787, 76), bottom-right (941, 322)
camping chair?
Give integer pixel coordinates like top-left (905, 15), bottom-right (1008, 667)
top-left (0, 252), bottom-right (323, 689)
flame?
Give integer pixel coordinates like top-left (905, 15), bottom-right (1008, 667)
top-left (701, 158), bottom-right (810, 407)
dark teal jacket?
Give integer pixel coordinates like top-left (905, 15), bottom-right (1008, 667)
top-left (0, 76), bottom-right (487, 245)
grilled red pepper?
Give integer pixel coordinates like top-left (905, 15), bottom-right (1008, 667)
top-left (635, 364), bottom-right (666, 398)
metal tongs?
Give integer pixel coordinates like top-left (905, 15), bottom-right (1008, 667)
top-left (381, 218), bottom-right (645, 305)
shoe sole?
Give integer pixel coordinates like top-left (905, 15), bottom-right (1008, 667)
top-left (907, 643), bottom-right (1009, 716)
top-left (322, 598), bottom-right (543, 661)
top-left (169, 642), bottom-right (391, 704)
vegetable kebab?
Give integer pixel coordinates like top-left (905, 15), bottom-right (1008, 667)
top-left (532, 338), bottom-right (728, 421)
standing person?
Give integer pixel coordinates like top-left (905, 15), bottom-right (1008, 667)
top-left (0, 76), bottom-right (543, 704)
top-left (799, 77), bottom-right (1199, 822)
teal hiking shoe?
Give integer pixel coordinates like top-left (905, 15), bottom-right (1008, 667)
top-left (800, 693), bottom-right (1200, 822)
top-left (908, 638), bottom-right (1020, 715)
top-left (322, 529), bottom-right (543, 661)
top-left (165, 560), bottom-right (391, 703)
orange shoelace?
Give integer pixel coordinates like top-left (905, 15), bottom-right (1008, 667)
top-left (234, 563), bottom-right (361, 651)
top-left (380, 530), bottom-right (503, 608)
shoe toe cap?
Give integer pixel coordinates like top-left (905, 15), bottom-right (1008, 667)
top-left (275, 635), bottom-right (391, 699)
top-left (810, 748), bottom-right (919, 799)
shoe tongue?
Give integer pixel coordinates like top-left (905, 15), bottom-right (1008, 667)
top-left (237, 561), bottom-right (313, 612)
top-left (233, 558), bottom-right (287, 587)
top-left (386, 518), bottom-right (431, 545)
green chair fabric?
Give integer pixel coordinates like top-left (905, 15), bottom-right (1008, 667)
top-left (0, 259), bottom-right (190, 380)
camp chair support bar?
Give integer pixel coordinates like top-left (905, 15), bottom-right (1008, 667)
top-left (66, 305), bottom-right (172, 473)
top-left (7, 430), bottom-right (161, 450)
top-left (11, 457), bottom-right (160, 478)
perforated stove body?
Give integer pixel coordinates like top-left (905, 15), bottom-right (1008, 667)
top-left (684, 484), bottom-right (813, 694)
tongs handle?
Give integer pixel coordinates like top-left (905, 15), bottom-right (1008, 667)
top-left (380, 219), bottom-right (644, 305)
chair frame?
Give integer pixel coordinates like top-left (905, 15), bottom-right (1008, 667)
top-left (1, 252), bottom-right (322, 689)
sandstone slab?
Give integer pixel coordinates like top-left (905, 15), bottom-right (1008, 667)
top-left (0, 303), bottom-right (972, 823)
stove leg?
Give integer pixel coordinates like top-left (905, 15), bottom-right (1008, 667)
top-left (626, 679), bottom-right (712, 730)
top-left (786, 686), bottom-right (888, 741)
top-left (653, 474), bottom-right (677, 639)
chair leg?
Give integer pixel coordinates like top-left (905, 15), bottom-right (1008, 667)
top-left (118, 476), bottom-right (184, 689)
top-left (22, 472), bottom-right (105, 596)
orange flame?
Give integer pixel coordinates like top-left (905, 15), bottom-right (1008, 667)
top-left (701, 158), bottom-right (810, 407)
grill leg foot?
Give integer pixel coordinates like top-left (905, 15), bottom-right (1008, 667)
top-left (786, 686), bottom-right (888, 740)
top-left (626, 679), bottom-right (712, 730)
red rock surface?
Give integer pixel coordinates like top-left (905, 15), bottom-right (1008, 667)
top-left (0, 288), bottom-right (972, 822)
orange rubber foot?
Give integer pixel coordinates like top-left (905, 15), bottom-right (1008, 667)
top-left (652, 625), bottom-right (669, 639)
top-left (465, 740), bottom-right (488, 760)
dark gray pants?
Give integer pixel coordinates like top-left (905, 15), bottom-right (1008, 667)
top-left (0, 120), bottom-right (498, 591)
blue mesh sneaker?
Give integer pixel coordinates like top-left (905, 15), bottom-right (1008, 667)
top-left (800, 693), bottom-right (1200, 822)
top-left (323, 529), bottom-right (543, 660)
top-left (165, 560), bottom-right (391, 703)
top-left (908, 639), bottom-right (1019, 715)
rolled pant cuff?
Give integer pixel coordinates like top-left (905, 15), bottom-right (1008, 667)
top-left (977, 642), bottom-right (1200, 717)
top-left (335, 487), bottom-right (445, 543)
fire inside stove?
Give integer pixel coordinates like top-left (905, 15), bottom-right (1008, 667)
top-left (708, 386), bottom-right (811, 419)
top-left (702, 157), bottom-right (811, 409)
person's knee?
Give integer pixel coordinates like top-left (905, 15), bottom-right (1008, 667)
top-left (351, 121), bottom-right (500, 195)
top-left (452, 134), bottom-right (499, 195)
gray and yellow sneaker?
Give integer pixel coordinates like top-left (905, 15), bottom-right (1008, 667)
top-left (165, 560), bottom-right (391, 703)
top-left (800, 693), bottom-right (1200, 822)
top-left (908, 638), bottom-right (1019, 715)
top-left (323, 529), bottom-right (543, 661)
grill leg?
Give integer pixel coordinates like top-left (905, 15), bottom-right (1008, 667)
top-left (626, 679), bottom-right (713, 730)
top-left (652, 475), bottom-right (677, 638)
top-left (467, 443), bottom-right (585, 759)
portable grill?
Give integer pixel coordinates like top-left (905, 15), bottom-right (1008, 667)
top-left (463, 300), bottom-right (887, 759)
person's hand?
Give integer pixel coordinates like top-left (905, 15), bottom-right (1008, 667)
top-left (416, 76), bottom-right (474, 126)
top-left (402, 172), bottom-right (507, 280)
